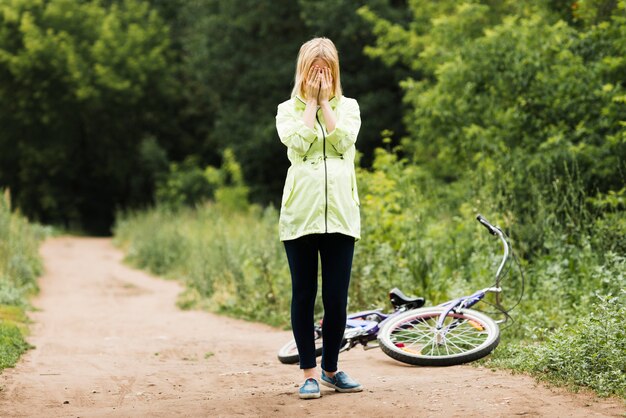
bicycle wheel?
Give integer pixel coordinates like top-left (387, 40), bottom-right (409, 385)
top-left (378, 307), bottom-right (500, 366)
top-left (277, 328), bottom-right (324, 364)
top-left (277, 326), bottom-right (352, 365)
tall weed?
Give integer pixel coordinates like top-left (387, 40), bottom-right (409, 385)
top-left (489, 292), bottom-right (626, 398)
top-left (0, 189), bottom-right (46, 370)
top-left (114, 203), bottom-right (293, 326)
top-left (114, 147), bottom-right (625, 397)
top-left (0, 190), bottom-right (45, 305)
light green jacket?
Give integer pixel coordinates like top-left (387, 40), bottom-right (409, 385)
top-left (276, 95), bottom-right (361, 241)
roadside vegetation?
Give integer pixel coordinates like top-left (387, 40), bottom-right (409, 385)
top-left (115, 145), bottom-right (625, 399)
top-left (114, 1), bottom-right (625, 398)
top-left (0, 191), bottom-right (47, 370)
top-left (0, 0), bottom-right (623, 399)
top-left (115, 0), bottom-right (626, 397)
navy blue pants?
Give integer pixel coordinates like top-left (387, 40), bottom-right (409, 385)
top-left (283, 233), bottom-right (355, 372)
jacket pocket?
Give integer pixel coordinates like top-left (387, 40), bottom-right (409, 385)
top-left (282, 174), bottom-right (296, 208)
top-left (351, 172), bottom-right (360, 207)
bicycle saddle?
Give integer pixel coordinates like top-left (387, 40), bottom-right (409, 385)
top-left (389, 288), bottom-right (425, 309)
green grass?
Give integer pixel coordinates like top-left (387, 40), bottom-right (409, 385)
top-left (114, 202), bottom-right (626, 399)
top-left (0, 323), bottom-right (32, 369)
top-left (0, 305), bottom-right (34, 369)
top-left (114, 203), bottom-right (292, 327)
top-left (0, 189), bottom-right (46, 370)
top-left (113, 149), bottom-right (625, 399)
top-left (486, 293), bottom-right (626, 398)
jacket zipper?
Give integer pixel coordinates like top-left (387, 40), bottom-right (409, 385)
top-left (316, 110), bottom-right (328, 233)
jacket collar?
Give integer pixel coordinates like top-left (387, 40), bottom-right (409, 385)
top-left (295, 95), bottom-right (339, 111)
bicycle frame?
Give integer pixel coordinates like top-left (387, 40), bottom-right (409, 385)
top-left (340, 304), bottom-right (417, 349)
top-left (312, 216), bottom-right (513, 351)
top-left (436, 217), bottom-right (511, 330)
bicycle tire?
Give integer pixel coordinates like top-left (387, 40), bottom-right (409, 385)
top-left (277, 332), bottom-right (323, 365)
top-left (277, 327), bottom-right (351, 365)
top-left (378, 307), bottom-right (500, 366)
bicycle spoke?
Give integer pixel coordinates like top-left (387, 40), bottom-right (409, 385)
top-left (447, 331), bottom-right (483, 347)
top-left (446, 337), bottom-right (470, 353)
top-left (418, 335), bottom-right (437, 353)
top-left (448, 331), bottom-right (485, 345)
top-left (394, 333), bottom-right (431, 345)
top-left (378, 307), bottom-right (500, 365)
top-left (450, 336), bottom-right (481, 347)
top-left (447, 324), bottom-right (480, 335)
top-left (389, 312), bottom-right (495, 357)
top-left (392, 325), bottom-right (434, 340)
top-left (406, 320), bottom-right (437, 333)
top-left (450, 327), bottom-right (488, 342)
top-left (443, 338), bottom-right (451, 356)
top-left (395, 326), bottom-right (433, 338)
top-left (446, 323), bottom-right (488, 338)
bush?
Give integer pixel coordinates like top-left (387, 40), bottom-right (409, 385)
top-left (491, 293), bottom-right (626, 398)
top-left (0, 190), bottom-right (45, 306)
top-left (115, 0), bottom-right (626, 398)
top-left (0, 189), bottom-right (45, 370)
top-left (114, 203), bottom-right (292, 327)
top-left (155, 148), bottom-right (249, 212)
top-left (0, 321), bottom-right (32, 369)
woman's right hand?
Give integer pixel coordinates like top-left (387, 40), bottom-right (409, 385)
top-left (304, 66), bottom-right (320, 103)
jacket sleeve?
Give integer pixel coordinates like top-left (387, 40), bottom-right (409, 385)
top-left (326, 98), bottom-right (361, 154)
top-left (276, 102), bottom-right (317, 156)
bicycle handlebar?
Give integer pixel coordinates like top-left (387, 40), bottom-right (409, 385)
top-left (476, 214), bottom-right (511, 287)
top-left (476, 214), bottom-right (499, 236)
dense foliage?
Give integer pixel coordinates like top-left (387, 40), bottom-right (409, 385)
top-left (1, 0), bottom-right (624, 398)
top-left (115, 205), bottom-right (291, 326)
top-left (0, 0), bottom-right (406, 232)
top-left (359, 0), bottom-right (626, 254)
top-left (356, 0), bottom-right (626, 394)
top-left (151, 0), bottom-right (410, 201)
top-left (0, 190), bottom-right (47, 370)
top-left (115, 0), bottom-right (625, 398)
top-left (491, 293), bottom-right (626, 398)
top-left (0, 0), bottom-right (175, 233)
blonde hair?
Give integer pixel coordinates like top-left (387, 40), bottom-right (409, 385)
top-left (291, 37), bottom-right (342, 99)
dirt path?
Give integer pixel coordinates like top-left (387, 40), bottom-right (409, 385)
top-left (0, 237), bottom-right (624, 417)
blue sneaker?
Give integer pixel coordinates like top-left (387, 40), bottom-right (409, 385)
top-left (299, 378), bottom-right (321, 399)
top-left (320, 370), bottom-right (363, 393)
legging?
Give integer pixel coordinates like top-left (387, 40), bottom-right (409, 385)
top-left (283, 233), bottom-right (355, 372)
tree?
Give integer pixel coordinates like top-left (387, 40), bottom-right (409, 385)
top-left (298, 0), bottom-right (412, 166)
top-left (360, 0), bottom-right (626, 249)
top-left (174, 0), bottom-right (304, 203)
top-left (0, 0), bottom-right (175, 232)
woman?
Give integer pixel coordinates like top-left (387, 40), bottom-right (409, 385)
top-left (275, 37), bottom-right (363, 399)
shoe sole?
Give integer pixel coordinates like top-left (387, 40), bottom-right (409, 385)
top-left (321, 380), bottom-right (363, 393)
top-left (299, 392), bottom-right (321, 399)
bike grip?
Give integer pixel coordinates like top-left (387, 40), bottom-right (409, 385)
top-left (476, 214), bottom-right (498, 235)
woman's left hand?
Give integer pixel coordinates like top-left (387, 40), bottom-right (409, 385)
top-left (318, 68), bottom-right (333, 103)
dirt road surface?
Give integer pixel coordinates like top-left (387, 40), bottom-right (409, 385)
top-left (0, 237), bottom-right (624, 417)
